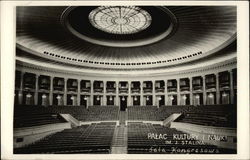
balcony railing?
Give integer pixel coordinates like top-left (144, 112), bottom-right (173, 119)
top-left (131, 88), bottom-right (140, 93)
top-left (180, 86), bottom-right (190, 92)
top-left (155, 87), bottom-right (164, 93)
top-left (39, 84), bottom-right (50, 90)
top-left (167, 87), bottom-right (177, 92)
top-left (94, 88), bottom-right (103, 93)
top-left (23, 84), bottom-right (35, 90)
top-left (81, 87), bottom-right (91, 93)
top-left (193, 85), bottom-right (202, 91)
top-left (67, 87), bottom-right (77, 92)
top-left (220, 83), bottom-right (230, 89)
top-left (54, 85), bottom-right (64, 91)
top-left (143, 87), bottom-right (152, 93)
top-left (106, 87), bottom-right (116, 93)
top-left (119, 88), bottom-right (128, 93)
top-left (206, 83), bottom-right (216, 89)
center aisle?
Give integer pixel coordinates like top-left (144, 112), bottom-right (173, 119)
top-left (119, 111), bottom-right (127, 125)
top-left (111, 111), bottom-right (128, 154)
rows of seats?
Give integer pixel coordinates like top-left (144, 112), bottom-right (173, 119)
top-left (127, 106), bottom-right (191, 121)
top-left (14, 104), bottom-right (236, 154)
top-left (176, 105), bottom-right (237, 128)
top-left (14, 106), bottom-right (67, 128)
top-left (45, 106), bottom-right (89, 121)
top-left (157, 106), bottom-right (192, 120)
top-left (127, 122), bottom-right (235, 154)
top-left (86, 106), bottom-right (119, 121)
top-left (46, 105), bottom-right (119, 121)
top-left (127, 106), bottom-right (158, 121)
top-left (14, 122), bottom-right (116, 154)
top-left (15, 105), bottom-right (119, 123)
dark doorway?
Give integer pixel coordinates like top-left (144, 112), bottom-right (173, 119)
top-left (159, 95), bottom-right (165, 107)
top-left (23, 91), bottom-right (34, 105)
top-left (80, 95), bottom-right (87, 108)
top-left (220, 91), bottom-right (230, 105)
top-left (38, 93), bottom-right (49, 106)
top-left (53, 94), bottom-right (63, 106)
top-left (146, 95), bottom-right (152, 105)
top-left (94, 95), bottom-right (101, 106)
top-left (67, 95), bottom-right (73, 105)
top-left (107, 96), bottom-right (115, 105)
top-left (186, 94), bottom-right (190, 105)
top-left (172, 95), bottom-right (177, 105)
top-left (120, 96), bottom-right (127, 111)
top-left (133, 96), bottom-right (140, 106)
top-left (193, 93), bottom-right (203, 106)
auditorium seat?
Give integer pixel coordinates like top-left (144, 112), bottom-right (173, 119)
top-left (86, 106), bottom-right (119, 121)
top-left (46, 105), bottom-right (119, 121)
top-left (12, 5), bottom-right (238, 155)
top-left (14, 122), bottom-right (116, 154)
top-left (15, 105), bottom-right (119, 123)
top-left (127, 106), bottom-right (158, 121)
top-left (127, 106), bottom-right (191, 121)
top-left (14, 106), bottom-right (67, 128)
top-left (176, 105), bottom-right (236, 128)
top-left (157, 105), bottom-right (192, 120)
top-left (127, 122), bottom-right (235, 154)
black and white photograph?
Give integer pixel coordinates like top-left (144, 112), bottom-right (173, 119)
top-left (1, 1), bottom-right (249, 160)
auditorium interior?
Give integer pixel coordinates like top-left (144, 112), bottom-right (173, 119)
top-left (14, 6), bottom-right (237, 154)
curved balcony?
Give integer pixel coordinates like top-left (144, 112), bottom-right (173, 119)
top-left (131, 88), bottom-right (140, 94)
top-left (155, 87), bottom-right (165, 93)
top-left (143, 87), bottom-right (152, 93)
top-left (81, 87), bottom-right (91, 93)
top-left (106, 87), bottom-right (116, 93)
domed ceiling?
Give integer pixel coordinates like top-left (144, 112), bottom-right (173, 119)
top-left (16, 6), bottom-right (236, 70)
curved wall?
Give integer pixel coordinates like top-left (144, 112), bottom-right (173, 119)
top-left (15, 54), bottom-right (237, 108)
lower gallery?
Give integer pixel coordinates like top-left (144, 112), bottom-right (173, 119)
top-left (14, 6), bottom-right (237, 154)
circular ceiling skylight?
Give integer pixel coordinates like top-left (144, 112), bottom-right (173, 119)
top-left (62, 6), bottom-right (177, 47)
top-left (89, 6), bottom-right (152, 35)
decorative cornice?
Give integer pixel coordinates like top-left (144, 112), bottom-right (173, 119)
top-left (16, 57), bottom-right (236, 80)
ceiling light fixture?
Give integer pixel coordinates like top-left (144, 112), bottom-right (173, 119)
top-left (89, 6), bottom-right (152, 35)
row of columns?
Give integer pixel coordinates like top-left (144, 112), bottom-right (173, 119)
top-left (16, 70), bottom-right (236, 107)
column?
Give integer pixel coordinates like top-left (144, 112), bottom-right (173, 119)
top-left (77, 79), bottom-right (81, 106)
top-left (34, 74), bottom-right (39, 105)
top-left (152, 80), bottom-right (156, 106)
top-left (215, 73), bottom-right (220, 104)
top-left (189, 77), bottom-right (193, 105)
top-left (100, 96), bottom-right (103, 105)
top-left (177, 79), bottom-right (180, 105)
top-left (49, 76), bottom-right (53, 106)
top-left (86, 97), bottom-right (89, 109)
top-left (18, 72), bottom-right (24, 104)
top-left (115, 81), bottom-right (119, 106)
top-left (90, 80), bottom-right (94, 106)
top-left (140, 81), bottom-right (143, 106)
top-left (164, 80), bottom-right (168, 106)
top-left (103, 81), bottom-right (107, 105)
top-left (229, 70), bottom-right (234, 104)
top-left (128, 81), bottom-right (131, 106)
top-left (64, 78), bottom-right (67, 105)
top-left (202, 75), bottom-right (206, 105)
